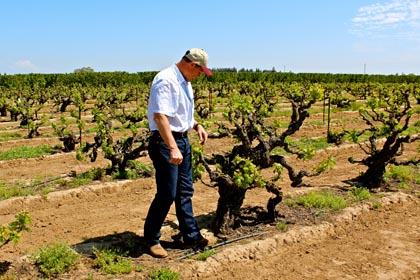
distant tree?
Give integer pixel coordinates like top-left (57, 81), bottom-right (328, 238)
top-left (74, 67), bottom-right (94, 73)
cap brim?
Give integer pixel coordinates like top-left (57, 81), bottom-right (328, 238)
top-left (201, 66), bottom-right (212, 76)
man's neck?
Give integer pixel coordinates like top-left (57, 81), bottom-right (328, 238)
top-left (176, 61), bottom-right (190, 82)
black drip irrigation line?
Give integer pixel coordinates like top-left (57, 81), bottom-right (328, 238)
top-left (176, 231), bottom-right (267, 261)
top-left (29, 172), bottom-right (75, 190)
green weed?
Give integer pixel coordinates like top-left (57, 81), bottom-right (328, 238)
top-left (112, 161), bottom-right (154, 179)
top-left (30, 243), bottom-right (80, 277)
top-left (0, 145), bottom-right (54, 160)
top-left (0, 183), bottom-right (34, 200)
top-left (149, 267), bottom-right (180, 280)
top-left (0, 210), bottom-right (31, 247)
top-left (385, 165), bottom-right (420, 184)
top-left (296, 190), bottom-right (348, 210)
top-left (276, 221), bottom-right (287, 231)
top-left (348, 187), bottom-right (371, 202)
top-left (92, 248), bottom-right (132, 275)
top-left (0, 132), bottom-right (22, 142)
top-left (398, 182), bottom-right (410, 189)
top-left (372, 202), bottom-right (382, 210)
top-left (194, 249), bottom-right (217, 261)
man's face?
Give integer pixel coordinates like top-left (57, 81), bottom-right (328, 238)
top-left (189, 62), bottom-right (204, 80)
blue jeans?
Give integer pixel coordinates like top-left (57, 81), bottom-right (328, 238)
top-left (144, 134), bottom-right (203, 246)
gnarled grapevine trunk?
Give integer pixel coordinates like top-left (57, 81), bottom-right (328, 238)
top-left (213, 183), bottom-right (247, 234)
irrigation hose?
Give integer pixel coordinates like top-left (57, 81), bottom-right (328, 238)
top-left (176, 231), bottom-right (267, 261)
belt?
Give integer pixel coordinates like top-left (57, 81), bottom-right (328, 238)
top-left (152, 130), bottom-right (188, 139)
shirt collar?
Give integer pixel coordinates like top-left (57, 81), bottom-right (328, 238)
top-left (173, 64), bottom-right (193, 100)
top-left (173, 64), bottom-right (188, 86)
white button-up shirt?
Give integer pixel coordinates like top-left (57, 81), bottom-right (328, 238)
top-left (148, 64), bottom-right (195, 132)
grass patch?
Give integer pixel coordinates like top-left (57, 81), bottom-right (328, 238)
top-left (112, 161), bottom-right (154, 180)
top-left (0, 145), bottom-right (54, 160)
top-left (385, 165), bottom-right (420, 185)
top-left (92, 248), bottom-right (132, 275)
top-left (194, 249), bottom-right (217, 261)
top-left (372, 202), bottom-right (382, 210)
top-left (59, 168), bottom-right (105, 188)
top-left (276, 221), bottom-right (287, 231)
top-left (30, 243), bottom-right (80, 277)
top-left (0, 182), bottom-right (35, 200)
top-left (149, 268), bottom-right (180, 280)
top-left (0, 132), bottom-right (22, 142)
top-left (0, 168), bottom-right (107, 200)
top-left (295, 190), bottom-right (348, 211)
top-left (348, 187), bottom-right (371, 202)
top-left (270, 137), bottom-right (331, 157)
top-left (397, 182), bottom-right (410, 189)
top-left (298, 137), bottom-right (330, 151)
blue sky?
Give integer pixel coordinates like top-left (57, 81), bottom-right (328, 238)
top-left (1, 0), bottom-right (420, 75)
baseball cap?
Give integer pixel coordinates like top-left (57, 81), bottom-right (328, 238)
top-left (185, 48), bottom-right (212, 76)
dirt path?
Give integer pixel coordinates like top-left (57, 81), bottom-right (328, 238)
top-left (1, 181), bottom-right (419, 279)
top-left (182, 194), bottom-right (420, 280)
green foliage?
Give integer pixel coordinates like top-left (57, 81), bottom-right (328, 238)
top-left (192, 144), bottom-right (206, 181)
top-left (295, 190), bottom-right (348, 210)
top-left (60, 168), bottom-right (104, 188)
top-left (0, 145), bottom-right (54, 160)
top-left (135, 265), bottom-right (145, 272)
top-left (194, 249), bottom-right (217, 261)
top-left (397, 182), bottom-right (410, 189)
top-left (348, 187), bottom-right (371, 202)
top-left (74, 66), bottom-right (94, 73)
top-left (64, 176), bottom-right (93, 188)
top-left (287, 137), bottom-right (331, 159)
top-left (298, 145), bottom-right (316, 160)
top-left (30, 243), bottom-right (80, 277)
top-left (313, 155), bottom-right (336, 173)
top-left (385, 165), bottom-right (420, 184)
top-left (0, 210), bottom-right (31, 247)
top-left (372, 202), bottom-right (382, 209)
top-left (276, 221), bottom-right (287, 231)
top-left (92, 248), bottom-right (132, 275)
top-left (112, 161), bottom-right (153, 179)
top-left (0, 132), bottom-right (22, 142)
top-left (149, 267), bottom-right (180, 280)
top-left (231, 156), bottom-right (266, 189)
top-left (272, 163), bottom-right (284, 182)
top-left (345, 83), bottom-right (420, 189)
top-left (0, 183), bottom-right (35, 200)
top-left (51, 115), bottom-right (74, 137)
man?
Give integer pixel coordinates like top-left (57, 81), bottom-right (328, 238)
top-left (144, 48), bottom-right (212, 258)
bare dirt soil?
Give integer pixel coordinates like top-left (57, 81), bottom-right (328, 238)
top-left (0, 114), bottom-right (419, 279)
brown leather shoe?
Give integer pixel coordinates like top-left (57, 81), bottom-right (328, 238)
top-left (149, 243), bottom-right (168, 258)
top-left (184, 237), bottom-right (209, 249)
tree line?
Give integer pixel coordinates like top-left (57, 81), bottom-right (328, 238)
top-left (1, 71), bottom-right (420, 90)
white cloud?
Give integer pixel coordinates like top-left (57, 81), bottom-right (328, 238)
top-left (14, 59), bottom-right (36, 70)
top-left (351, 0), bottom-right (420, 39)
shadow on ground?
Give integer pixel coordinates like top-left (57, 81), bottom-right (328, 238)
top-left (0, 261), bottom-right (11, 276)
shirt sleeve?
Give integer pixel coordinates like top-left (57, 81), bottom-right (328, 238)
top-left (149, 78), bottom-right (178, 117)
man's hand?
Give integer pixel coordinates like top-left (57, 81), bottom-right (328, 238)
top-left (196, 124), bottom-right (208, 145)
top-left (169, 147), bottom-right (183, 165)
